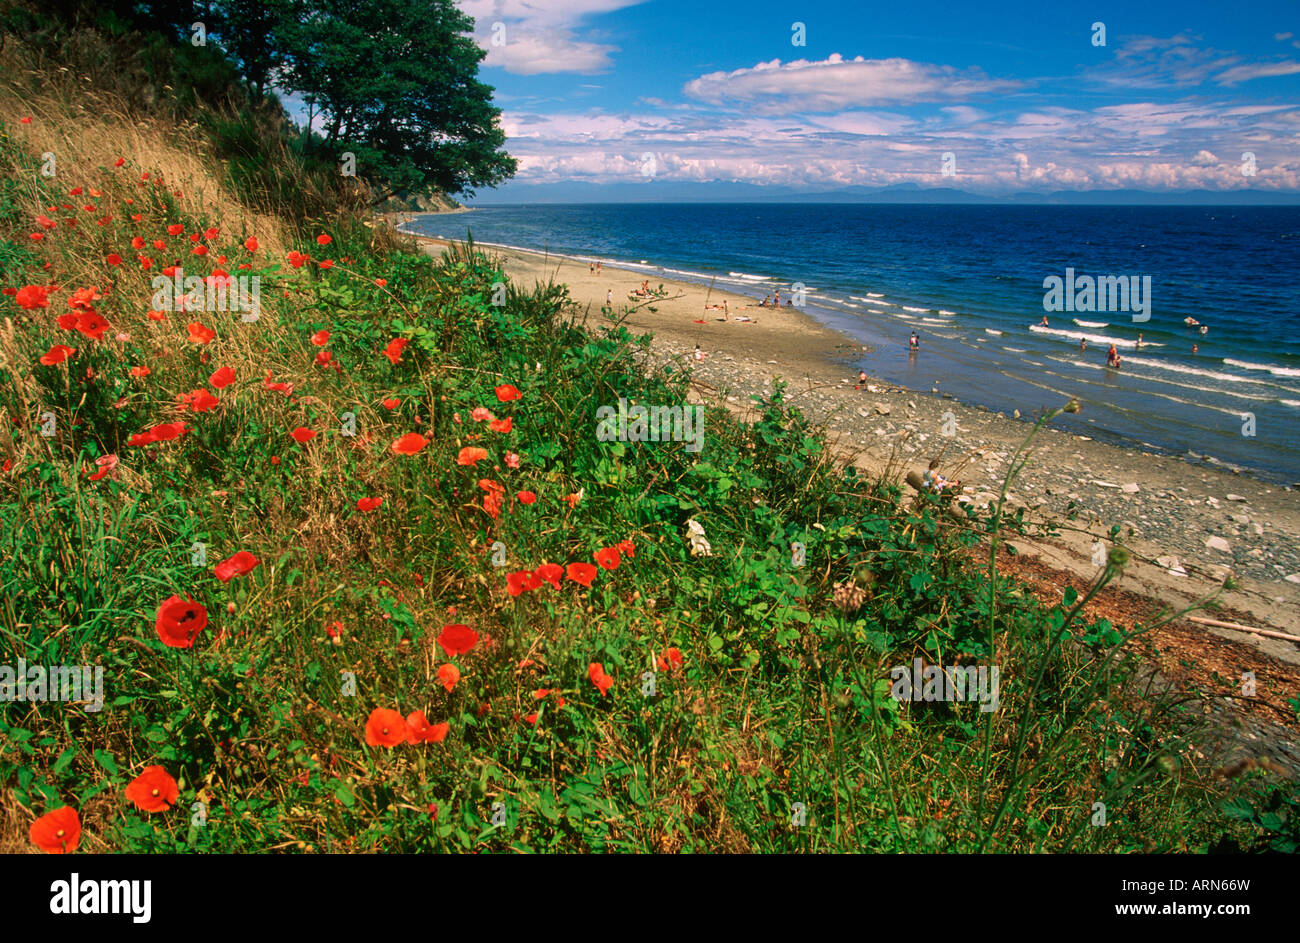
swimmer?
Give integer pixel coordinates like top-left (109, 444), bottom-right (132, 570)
top-left (1040, 315), bottom-right (1049, 327)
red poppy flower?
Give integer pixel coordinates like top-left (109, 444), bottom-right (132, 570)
top-left (405, 710), bottom-right (449, 744)
top-left (286, 250), bottom-right (308, 268)
top-left (213, 550), bottom-right (260, 583)
top-left (127, 421), bottom-right (189, 446)
top-left (74, 311), bottom-right (110, 340)
top-left (313, 350), bottom-right (332, 367)
top-left (365, 708), bottom-right (406, 748)
top-left (177, 388), bottom-right (220, 413)
top-left (14, 285), bottom-right (53, 309)
top-left (594, 547), bottom-right (621, 571)
top-left (535, 562), bottom-right (563, 589)
top-left (588, 662), bottom-right (613, 697)
top-left (488, 416), bottom-right (513, 433)
top-left (517, 490), bottom-right (537, 505)
top-left (656, 647), bottom-right (684, 671)
top-left (505, 570), bottom-right (531, 596)
top-left (566, 562), bottom-right (597, 587)
top-left (436, 663), bottom-right (460, 692)
top-left (316, 234), bottom-right (332, 245)
top-left (147, 309), bottom-right (167, 321)
top-left (29, 806), bottom-right (80, 854)
top-left (125, 766), bottom-right (179, 813)
top-left (106, 253), bottom-right (122, 266)
top-left (244, 236), bottom-right (258, 252)
top-left (167, 224), bottom-right (184, 236)
top-left (391, 432), bottom-right (427, 455)
top-left (310, 329), bottom-right (330, 346)
top-left (209, 365), bottom-right (235, 389)
top-left (617, 539), bottom-right (635, 559)
top-left (129, 365), bottom-right (150, 378)
top-left (437, 623), bottom-right (479, 657)
top-left (381, 398), bottom-right (400, 409)
top-left (186, 322), bottom-right (215, 344)
top-left (457, 446), bottom-right (488, 466)
top-left (356, 496), bottom-right (383, 511)
top-left (155, 595), bottom-right (207, 648)
top-left (290, 426), bottom-right (316, 443)
top-left (382, 337), bottom-right (408, 364)
top-left (495, 383), bottom-right (522, 402)
top-left (39, 344), bottom-right (75, 366)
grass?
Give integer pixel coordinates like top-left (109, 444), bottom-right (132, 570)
top-left (0, 53), bottom-right (1295, 854)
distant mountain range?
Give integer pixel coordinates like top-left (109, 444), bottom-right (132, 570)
top-left (467, 180), bottom-right (1300, 206)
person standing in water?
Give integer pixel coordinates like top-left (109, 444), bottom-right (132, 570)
top-left (1041, 315), bottom-right (1049, 327)
top-left (1136, 332), bottom-right (1144, 349)
top-left (909, 331), bottom-right (919, 352)
top-left (774, 289), bottom-right (781, 309)
top-left (1080, 337), bottom-right (1087, 353)
top-left (1192, 344), bottom-right (1199, 354)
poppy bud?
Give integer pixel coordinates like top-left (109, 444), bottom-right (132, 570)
top-left (226, 602), bottom-right (236, 615)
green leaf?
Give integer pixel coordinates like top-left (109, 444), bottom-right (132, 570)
top-left (93, 749), bottom-right (119, 777)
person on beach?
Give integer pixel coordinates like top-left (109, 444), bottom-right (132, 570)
top-left (909, 331), bottom-right (919, 352)
top-left (723, 299), bottom-right (729, 321)
top-left (596, 261), bottom-right (601, 275)
top-left (774, 290), bottom-right (781, 309)
top-left (761, 295), bottom-right (771, 307)
top-left (855, 369), bottom-right (868, 390)
top-left (589, 262), bottom-right (594, 274)
top-left (606, 289), bottom-right (612, 306)
top-left (694, 344), bottom-right (705, 361)
top-left (923, 459), bottom-right (960, 495)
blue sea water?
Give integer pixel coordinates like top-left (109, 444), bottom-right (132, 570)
top-left (406, 203), bottom-right (1300, 483)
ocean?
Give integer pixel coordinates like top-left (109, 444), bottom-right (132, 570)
top-left (404, 203), bottom-right (1300, 484)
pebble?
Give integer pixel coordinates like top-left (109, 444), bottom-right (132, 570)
top-left (1205, 536), bottom-right (1232, 553)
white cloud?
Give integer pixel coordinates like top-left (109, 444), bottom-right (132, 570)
top-left (1214, 60), bottom-right (1300, 85)
top-left (481, 29), bottom-right (618, 75)
top-left (458, 0), bottom-right (646, 74)
top-left (682, 55), bottom-right (1022, 113)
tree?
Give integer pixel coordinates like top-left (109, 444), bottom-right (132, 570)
top-left (271, 0), bottom-right (516, 199)
top-left (205, 0), bottom-right (294, 102)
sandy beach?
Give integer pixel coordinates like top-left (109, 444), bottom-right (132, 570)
top-left (410, 233), bottom-right (1300, 682)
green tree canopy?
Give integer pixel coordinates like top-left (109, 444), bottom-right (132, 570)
top-left (270, 0), bottom-right (516, 199)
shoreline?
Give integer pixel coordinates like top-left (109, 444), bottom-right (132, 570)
top-left (405, 228), bottom-right (1300, 649)
top-left (406, 225), bottom-right (1297, 484)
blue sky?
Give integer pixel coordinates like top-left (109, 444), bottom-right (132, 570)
top-left (452, 0), bottom-right (1300, 200)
